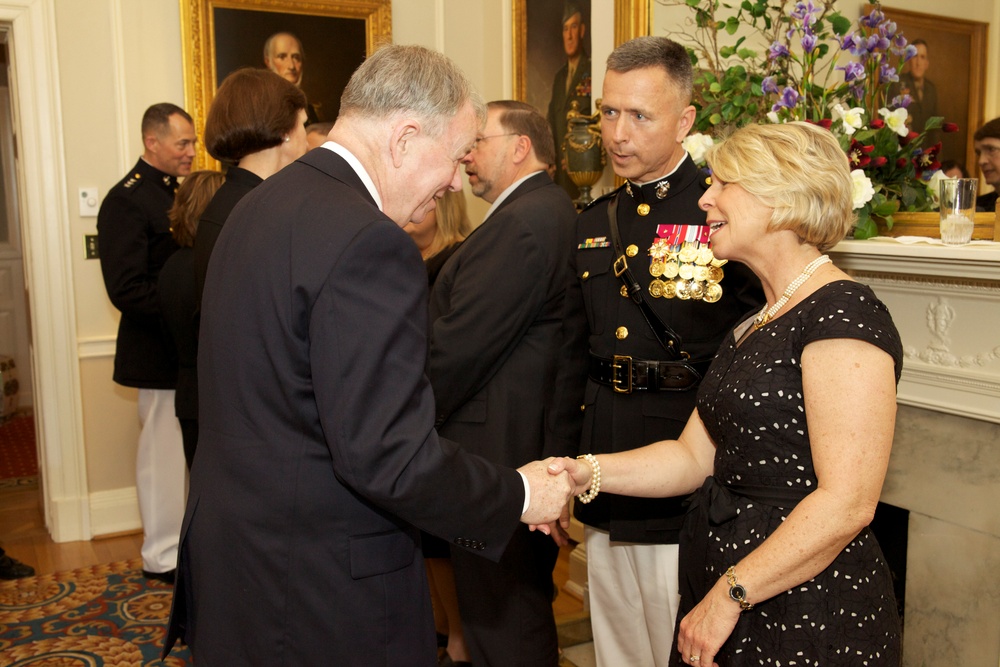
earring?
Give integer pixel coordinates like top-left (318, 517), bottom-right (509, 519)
top-left (283, 136), bottom-right (290, 143)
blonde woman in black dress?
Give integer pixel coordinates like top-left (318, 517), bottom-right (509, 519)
top-left (549, 122), bottom-right (902, 666)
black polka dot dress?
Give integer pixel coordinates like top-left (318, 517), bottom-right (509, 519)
top-left (680, 281), bottom-right (903, 666)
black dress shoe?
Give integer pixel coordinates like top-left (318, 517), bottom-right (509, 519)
top-left (142, 569), bottom-right (176, 585)
top-left (0, 552), bottom-right (35, 580)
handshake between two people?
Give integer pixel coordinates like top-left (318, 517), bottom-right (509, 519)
top-left (516, 457), bottom-right (595, 545)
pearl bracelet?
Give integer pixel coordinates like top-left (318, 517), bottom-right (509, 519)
top-left (575, 453), bottom-right (601, 504)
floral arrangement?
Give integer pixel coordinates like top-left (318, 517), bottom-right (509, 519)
top-left (665, 0), bottom-right (959, 239)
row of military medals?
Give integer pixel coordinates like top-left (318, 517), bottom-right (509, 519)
top-left (646, 223), bottom-right (726, 303)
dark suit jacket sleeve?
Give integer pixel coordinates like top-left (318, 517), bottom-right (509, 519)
top-left (310, 221), bottom-right (524, 560)
top-left (428, 204), bottom-right (550, 425)
top-left (97, 193), bottom-right (162, 318)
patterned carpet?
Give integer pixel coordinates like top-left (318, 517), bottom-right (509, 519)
top-left (0, 414), bottom-right (37, 487)
top-left (0, 559), bottom-right (191, 666)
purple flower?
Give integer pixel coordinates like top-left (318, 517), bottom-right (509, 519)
top-left (762, 76), bottom-right (780, 94)
top-left (772, 86), bottom-right (800, 111)
top-left (840, 33), bottom-right (859, 53)
top-left (889, 34), bottom-right (909, 56)
top-left (790, 1), bottom-right (821, 25)
top-left (866, 35), bottom-right (890, 52)
top-left (839, 61), bottom-right (866, 83)
top-left (850, 83), bottom-right (866, 101)
top-left (801, 31), bottom-right (818, 53)
top-left (879, 62), bottom-right (899, 83)
top-left (902, 44), bottom-right (917, 62)
top-left (860, 8), bottom-right (884, 28)
top-left (768, 41), bottom-right (790, 60)
top-left (890, 94), bottom-right (912, 109)
top-left (879, 21), bottom-right (897, 38)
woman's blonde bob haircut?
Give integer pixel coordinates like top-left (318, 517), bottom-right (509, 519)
top-left (704, 122), bottom-right (855, 252)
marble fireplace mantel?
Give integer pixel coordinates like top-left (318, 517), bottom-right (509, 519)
top-left (829, 239), bottom-right (1000, 425)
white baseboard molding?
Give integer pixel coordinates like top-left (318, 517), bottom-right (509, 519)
top-left (89, 486), bottom-right (141, 537)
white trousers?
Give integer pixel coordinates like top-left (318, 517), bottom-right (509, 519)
top-left (136, 388), bottom-right (187, 572)
top-left (585, 527), bottom-right (680, 667)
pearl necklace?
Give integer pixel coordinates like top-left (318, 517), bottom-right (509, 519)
top-left (754, 255), bottom-right (831, 330)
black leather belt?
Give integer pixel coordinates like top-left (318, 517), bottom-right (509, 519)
top-left (588, 352), bottom-right (711, 393)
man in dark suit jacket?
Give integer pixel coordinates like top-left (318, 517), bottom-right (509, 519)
top-left (163, 45), bottom-right (573, 666)
top-left (548, 4), bottom-right (592, 201)
top-left (97, 103), bottom-right (195, 583)
top-left (428, 101), bottom-right (577, 666)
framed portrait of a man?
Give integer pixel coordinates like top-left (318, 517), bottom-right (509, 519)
top-left (514, 0), bottom-right (593, 199)
top-left (877, 5), bottom-right (987, 177)
top-left (180, 0), bottom-right (391, 169)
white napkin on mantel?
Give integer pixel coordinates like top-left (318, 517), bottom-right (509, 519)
top-left (871, 236), bottom-right (1000, 246)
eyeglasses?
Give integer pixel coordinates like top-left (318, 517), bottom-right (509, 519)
top-left (471, 133), bottom-right (519, 149)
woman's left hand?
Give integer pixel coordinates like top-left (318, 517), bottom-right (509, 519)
top-left (676, 578), bottom-right (742, 666)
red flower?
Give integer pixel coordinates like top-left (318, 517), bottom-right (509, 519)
top-left (899, 131), bottom-right (919, 147)
top-left (810, 118), bottom-right (833, 129)
top-left (943, 122), bottom-right (960, 133)
top-left (913, 142), bottom-right (942, 177)
top-left (848, 140), bottom-right (874, 168)
top-left (870, 119), bottom-right (885, 129)
top-left (896, 157), bottom-right (908, 168)
top-left (871, 156), bottom-right (888, 168)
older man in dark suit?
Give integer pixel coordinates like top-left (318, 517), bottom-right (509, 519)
top-left (163, 45), bottom-right (573, 666)
top-left (428, 100), bottom-right (577, 666)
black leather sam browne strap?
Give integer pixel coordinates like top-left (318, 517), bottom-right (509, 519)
top-left (606, 192), bottom-right (684, 359)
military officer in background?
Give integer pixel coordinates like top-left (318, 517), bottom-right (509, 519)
top-left (551, 37), bottom-right (763, 666)
top-left (97, 102), bottom-right (195, 583)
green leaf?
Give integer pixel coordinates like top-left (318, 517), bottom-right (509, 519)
top-left (686, 0), bottom-right (701, 7)
top-left (737, 48), bottom-right (756, 60)
top-left (853, 216), bottom-right (879, 240)
top-left (872, 200), bottom-right (899, 217)
top-left (710, 82), bottom-right (723, 93)
top-left (720, 46), bottom-right (736, 58)
top-left (725, 16), bottom-right (740, 35)
top-left (709, 112), bottom-right (723, 125)
top-left (829, 14), bottom-right (852, 36)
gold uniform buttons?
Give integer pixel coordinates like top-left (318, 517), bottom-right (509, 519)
top-left (637, 203), bottom-right (651, 216)
top-left (615, 326), bottom-right (628, 340)
top-left (581, 270), bottom-right (590, 280)
top-left (625, 244), bottom-right (638, 257)
top-left (620, 285), bottom-right (629, 298)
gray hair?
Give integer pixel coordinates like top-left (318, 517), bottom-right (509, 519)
top-left (606, 36), bottom-right (693, 103)
top-left (339, 44), bottom-right (486, 135)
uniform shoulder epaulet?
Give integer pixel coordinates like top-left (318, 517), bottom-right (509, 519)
top-left (582, 183), bottom-right (625, 212)
top-left (121, 172), bottom-right (145, 192)
top-left (697, 168), bottom-right (713, 191)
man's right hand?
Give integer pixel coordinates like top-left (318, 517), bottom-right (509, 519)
top-left (518, 458), bottom-right (573, 527)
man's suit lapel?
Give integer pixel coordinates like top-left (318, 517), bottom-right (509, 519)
top-left (481, 172), bottom-right (552, 223)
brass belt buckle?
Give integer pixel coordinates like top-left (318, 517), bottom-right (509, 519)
top-left (612, 354), bottom-right (632, 394)
top-left (613, 255), bottom-right (628, 277)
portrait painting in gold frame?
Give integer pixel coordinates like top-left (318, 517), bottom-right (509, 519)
top-left (180, 0), bottom-right (391, 169)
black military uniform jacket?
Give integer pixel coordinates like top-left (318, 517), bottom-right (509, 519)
top-left (97, 158), bottom-right (179, 389)
top-left (557, 155), bottom-right (763, 543)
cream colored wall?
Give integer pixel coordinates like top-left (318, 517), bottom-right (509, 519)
top-left (54, 0), bottom-right (185, 534)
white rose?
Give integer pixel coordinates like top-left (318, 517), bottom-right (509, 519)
top-left (682, 133), bottom-right (715, 165)
top-left (926, 169), bottom-right (948, 206)
top-left (878, 107), bottom-right (909, 137)
top-left (766, 111), bottom-right (781, 124)
top-left (850, 169), bottom-right (875, 209)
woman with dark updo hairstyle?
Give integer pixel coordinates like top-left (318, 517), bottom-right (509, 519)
top-left (192, 67), bottom-right (309, 296)
top-left (181, 68), bottom-right (307, 467)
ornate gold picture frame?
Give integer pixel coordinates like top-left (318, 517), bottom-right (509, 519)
top-left (180, 0), bottom-right (391, 169)
top-left (878, 5), bottom-right (987, 179)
